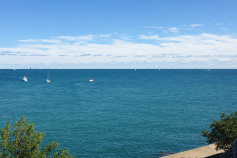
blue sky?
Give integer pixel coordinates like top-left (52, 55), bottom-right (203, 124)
top-left (0, 0), bottom-right (237, 69)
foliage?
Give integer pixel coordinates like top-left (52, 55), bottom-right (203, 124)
top-left (201, 112), bottom-right (237, 151)
top-left (0, 116), bottom-right (74, 158)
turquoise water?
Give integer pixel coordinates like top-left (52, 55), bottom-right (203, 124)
top-left (0, 69), bottom-right (237, 157)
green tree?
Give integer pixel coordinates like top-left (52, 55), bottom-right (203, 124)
top-left (0, 116), bottom-right (74, 158)
top-left (201, 111), bottom-right (237, 151)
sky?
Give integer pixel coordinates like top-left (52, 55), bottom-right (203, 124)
top-left (0, 0), bottom-right (237, 69)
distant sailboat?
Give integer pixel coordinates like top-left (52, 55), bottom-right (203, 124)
top-left (46, 70), bottom-right (50, 82)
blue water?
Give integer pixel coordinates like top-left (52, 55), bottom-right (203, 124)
top-left (0, 69), bottom-right (237, 157)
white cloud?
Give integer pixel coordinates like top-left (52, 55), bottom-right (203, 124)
top-left (57, 35), bottom-right (95, 41)
top-left (19, 39), bottom-right (61, 43)
top-left (222, 28), bottom-right (228, 31)
top-left (135, 55), bottom-right (146, 57)
top-left (219, 59), bottom-right (230, 61)
top-left (141, 26), bottom-right (163, 29)
top-left (140, 35), bottom-right (160, 40)
top-left (168, 27), bottom-right (179, 33)
top-left (59, 54), bottom-right (69, 56)
top-left (41, 39), bottom-right (61, 43)
top-left (190, 24), bottom-right (203, 27)
top-left (18, 39), bottom-right (38, 42)
top-left (100, 34), bottom-right (111, 37)
top-left (93, 54), bottom-right (102, 56)
top-left (1, 32), bottom-right (237, 68)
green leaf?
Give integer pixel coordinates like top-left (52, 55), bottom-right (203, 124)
top-left (0, 116), bottom-right (74, 158)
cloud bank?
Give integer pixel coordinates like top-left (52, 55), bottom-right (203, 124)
top-left (1, 25), bottom-right (237, 69)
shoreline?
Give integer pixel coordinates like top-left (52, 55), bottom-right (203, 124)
top-left (160, 144), bottom-right (224, 158)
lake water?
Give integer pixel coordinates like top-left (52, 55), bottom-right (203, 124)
top-left (0, 69), bottom-right (236, 157)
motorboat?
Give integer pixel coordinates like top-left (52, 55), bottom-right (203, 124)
top-left (46, 69), bottom-right (50, 82)
top-left (89, 78), bottom-right (93, 82)
top-left (23, 76), bottom-right (27, 82)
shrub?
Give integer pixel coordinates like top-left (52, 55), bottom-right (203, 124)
top-left (201, 112), bottom-right (237, 151)
top-left (0, 116), bottom-right (74, 158)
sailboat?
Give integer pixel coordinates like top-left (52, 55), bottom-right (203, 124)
top-left (46, 69), bottom-right (50, 82)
